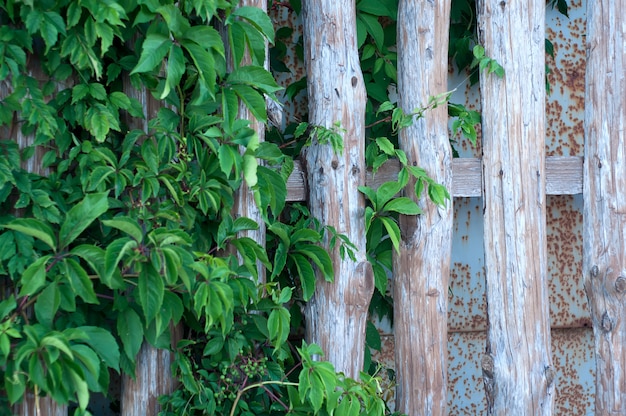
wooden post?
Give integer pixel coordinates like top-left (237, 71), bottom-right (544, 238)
top-left (301, 0), bottom-right (374, 378)
top-left (477, 0), bottom-right (554, 414)
top-left (583, 0), bottom-right (626, 413)
top-left (230, 0), bottom-right (268, 284)
top-left (3, 56), bottom-right (68, 416)
top-left (119, 69), bottom-right (178, 416)
top-left (393, 0), bottom-right (452, 415)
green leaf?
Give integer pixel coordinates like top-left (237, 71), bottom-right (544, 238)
top-left (162, 44), bottom-right (185, 99)
top-left (59, 193), bottom-right (108, 249)
top-left (34, 282), bottom-right (60, 328)
top-left (117, 308), bottom-right (143, 361)
top-left (243, 153), bottom-right (258, 188)
top-left (102, 217), bottom-right (144, 242)
top-left (228, 66), bottom-right (282, 94)
top-left (138, 265), bottom-right (164, 323)
top-left (230, 6), bottom-right (275, 43)
top-left (232, 84), bottom-right (267, 122)
top-left (78, 326), bottom-right (120, 371)
top-left (65, 258), bottom-right (98, 304)
top-left (375, 137), bottom-right (395, 156)
top-left (358, 13), bottom-right (385, 50)
top-left (131, 33), bottom-right (172, 74)
top-left (4, 218), bottom-right (56, 251)
top-left (383, 197), bottom-right (422, 215)
top-left (380, 216), bottom-right (401, 254)
top-left (293, 253), bottom-right (316, 301)
top-left (218, 144), bottom-right (240, 176)
top-left (72, 244), bottom-right (123, 289)
top-left (267, 307), bottom-right (290, 350)
top-left (104, 237), bottom-right (137, 283)
top-left (358, 185), bottom-right (378, 208)
top-left (366, 320), bottom-right (381, 350)
top-left (428, 183), bottom-right (450, 206)
top-left (18, 255), bottom-right (51, 297)
top-left (296, 245), bottom-right (333, 282)
top-left (68, 368), bottom-right (90, 410)
top-left (0, 296), bottom-right (16, 319)
top-left (376, 181), bottom-right (403, 208)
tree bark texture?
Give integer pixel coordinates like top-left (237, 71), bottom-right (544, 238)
top-left (393, 1), bottom-right (452, 415)
top-left (121, 331), bottom-right (181, 416)
top-left (301, 0), bottom-right (374, 378)
top-left (583, 1), bottom-right (626, 414)
top-left (477, 0), bottom-right (554, 414)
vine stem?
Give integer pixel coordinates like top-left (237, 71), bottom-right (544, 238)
top-left (229, 380), bottom-right (299, 416)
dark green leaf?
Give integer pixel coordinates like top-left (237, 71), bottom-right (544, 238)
top-left (293, 253), bottom-right (316, 301)
top-left (267, 307), bottom-right (290, 350)
top-left (59, 193), bottom-right (108, 249)
top-left (78, 326), bottom-right (120, 371)
top-left (117, 308), bottom-right (143, 361)
top-left (4, 218), bottom-right (56, 251)
top-left (18, 255), bottom-right (51, 297)
top-left (65, 258), bottom-right (98, 304)
top-left (35, 282), bottom-right (60, 328)
top-left (131, 33), bottom-right (172, 74)
top-left (383, 197), bottom-right (422, 215)
top-left (138, 265), bottom-right (164, 323)
top-left (230, 6), bottom-right (275, 43)
top-left (102, 217), bottom-right (143, 242)
top-left (379, 216), bottom-right (401, 254)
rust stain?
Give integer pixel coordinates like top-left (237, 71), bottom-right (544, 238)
top-left (545, 1), bottom-right (586, 156)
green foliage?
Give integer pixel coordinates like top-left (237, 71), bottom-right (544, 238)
top-left (0, 1), bottom-right (391, 414)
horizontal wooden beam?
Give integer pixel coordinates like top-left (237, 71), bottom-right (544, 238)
top-left (286, 156), bottom-right (583, 201)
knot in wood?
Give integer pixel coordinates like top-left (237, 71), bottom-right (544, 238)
top-left (331, 159), bottom-right (339, 169)
top-left (590, 265), bottom-right (599, 278)
top-left (601, 311), bottom-right (613, 333)
top-left (481, 354), bottom-right (494, 379)
top-left (351, 76), bottom-right (357, 87)
top-left (544, 366), bottom-right (555, 388)
top-left (615, 276), bottom-right (626, 294)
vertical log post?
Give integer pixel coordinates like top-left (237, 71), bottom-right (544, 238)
top-left (301, 0), bottom-right (374, 378)
top-left (393, 1), bottom-right (452, 415)
top-left (230, 0), bottom-right (268, 283)
top-left (583, 0), bottom-right (626, 413)
top-left (4, 57), bottom-right (68, 416)
top-left (120, 73), bottom-right (178, 416)
top-left (477, 0), bottom-right (554, 414)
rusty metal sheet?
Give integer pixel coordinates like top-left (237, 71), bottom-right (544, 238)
top-left (545, 0), bottom-right (586, 156)
top-left (448, 197), bottom-right (487, 332)
top-left (447, 331), bottom-right (488, 415)
top-left (547, 194), bottom-right (589, 328)
top-left (446, 328), bottom-right (595, 415)
top-left (551, 328), bottom-right (595, 415)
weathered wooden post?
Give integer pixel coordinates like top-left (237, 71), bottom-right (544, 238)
top-left (393, 0), bottom-right (452, 415)
top-left (2, 57), bottom-right (68, 416)
top-left (583, 0), bottom-right (626, 413)
top-left (477, 0), bottom-right (554, 414)
top-left (301, 0), bottom-right (374, 378)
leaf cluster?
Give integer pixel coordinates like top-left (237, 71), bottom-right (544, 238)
top-left (0, 1), bottom-right (392, 415)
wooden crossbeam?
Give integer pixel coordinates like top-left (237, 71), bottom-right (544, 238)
top-left (286, 156), bottom-right (583, 201)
